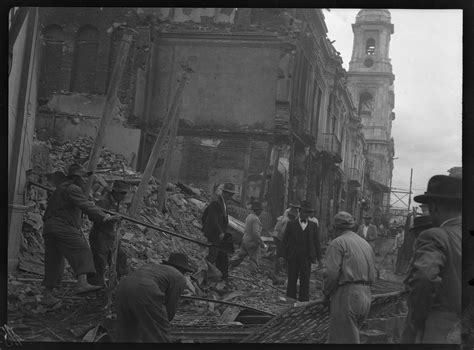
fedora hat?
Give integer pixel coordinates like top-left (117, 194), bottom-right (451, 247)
top-left (289, 202), bottom-right (301, 209)
top-left (221, 182), bottom-right (237, 194)
top-left (409, 215), bottom-right (433, 233)
top-left (363, 214), bottom-right (372, 219)
top-left (299, 200), bottom-right (315, 213)
top-left (334, 211), bottom-right (356, 229)
top-left (414, 175), bottom-right (462, 204)
top-left (112, 180), bottom-right (130, 193)
top-left (162, 253), bottom-right (195, 273)
top-left (67, 163), bottom-right (92, 177)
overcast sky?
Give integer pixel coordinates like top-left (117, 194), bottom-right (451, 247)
top-left (323, 9), bottom-right (462, 210)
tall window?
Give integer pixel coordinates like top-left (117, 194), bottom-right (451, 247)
top-left (366, 38), bottom-right (375, 55)
top-left (70, 25), bottom-right (99, 93)
top-left (39, 24), bottom-right (65, 97)
top-left (359, 92), bottom-right (373, 117)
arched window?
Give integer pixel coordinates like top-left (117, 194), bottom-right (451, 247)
top-left (359, 92), bottom-right (373, 116)
top-left (366, 38), bottom-right (375, 55)
top-left (39, 24), bottom-right (65, 97)
top-left (70, 25), bottom-right (99, 93)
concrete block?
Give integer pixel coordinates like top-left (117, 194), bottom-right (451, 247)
top-left (46, 94), bottom-right (106, 118)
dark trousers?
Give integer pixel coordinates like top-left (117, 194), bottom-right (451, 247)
top-left (43, 230), bottom-right (95, 288)
top-left (286, 258), bottom-right (311, 301)
top-left (88, 230), bottom-right (128, 285)
top-left (206, 246), bottom-right (229, 280)
top-left (116, 276), bottom-right (171, 342)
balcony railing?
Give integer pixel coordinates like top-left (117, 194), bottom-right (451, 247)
top-left (322, 133), bottom-right (341, 156)
top-left (348, 167), bottom-right (362, 187)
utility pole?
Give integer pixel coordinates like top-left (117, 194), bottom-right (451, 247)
top-left (407, 168), bottom-right (413, 211)
top-left (85, 26), bottom-right (136, 195)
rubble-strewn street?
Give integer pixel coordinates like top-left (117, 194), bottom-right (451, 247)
top-left (8, 7), bottom-right (467, 346)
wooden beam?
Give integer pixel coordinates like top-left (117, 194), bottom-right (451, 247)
top-left (85, 27), bottom-right (136, 194)
top-left (157, 97), bottom-right (182, 211)
top-left (128, 69), bottom-right (190, 217)
top-left (241, 141), bottom-right (252, 207)
top-left (259, 142), bottom-right (274, 201)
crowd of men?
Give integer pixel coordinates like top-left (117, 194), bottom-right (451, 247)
top-left (39, 162), bottom-right (461, 344)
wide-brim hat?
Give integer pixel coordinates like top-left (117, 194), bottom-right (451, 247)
top-left (221, 182), bottom-right (237, 194)
top-left (414, 175), bottom-right (462, 204)
top-left (67, 163), bottom-right (92, 177)
top-left (334, 211), bottom-right (355, 229)
top-left (162, 253), bottom-right (195, 273)
top-left (289, 202), bottom-right (301, 209)
top-left (112, 180), bottom-right (130, 193)
top-left (409, 215), bottom-right (433, 232)
top-left (299, 200), bottom-right (315, 213)
top-left (363, 214), bottom-right (372, 219)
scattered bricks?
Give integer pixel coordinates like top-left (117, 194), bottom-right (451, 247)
top-left (360, 329), bottom-right (388, 344)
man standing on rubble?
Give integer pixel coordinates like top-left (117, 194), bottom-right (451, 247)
top-left (115, 253), bottom-right (195, 342)
top-left (272, 206), bottom-right (298, 275)
top-left (88, 180), bottom-right (130, 287)
top-left (201, 182), bottom-right (236, 284)
top-left (280, 200), bottom-right (322, 302)
top-left (230, 201), bottom-right (267, 273)
top-left (357, 215), bottom-right (378, 252)
top-left (405, 175), bottom-right (461, 343)
top-left (41, 163), bottom-right (120, 305)
top-left (323, 211), bottom-right (376, 344)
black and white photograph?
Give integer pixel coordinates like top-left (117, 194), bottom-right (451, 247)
top-left (6, 6), bottom-right (470, 345)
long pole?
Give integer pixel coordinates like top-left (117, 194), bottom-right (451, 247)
top-left (128, 69), bottom-right (190, 217)
top-left (407, 168), bottom-right (413, 211)
top-left (85, 27), bottom-right (136, 195)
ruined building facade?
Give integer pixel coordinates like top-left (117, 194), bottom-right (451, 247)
top-left (347, 9), bottom-right (395, 223)
top-left (32, 8), bottom-right (393, 243)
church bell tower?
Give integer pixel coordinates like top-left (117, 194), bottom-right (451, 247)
top-left (346, 9), bottom-right (395, 215)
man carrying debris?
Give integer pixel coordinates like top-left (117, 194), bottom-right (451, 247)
top-left (41, 163), bottom-right (120, 304)
top-left (115, 253), bottom-right (195, 342)
top-left (230, 201), bottom-right (267, 272)
top-left (272, 206), bottom-right (298, 275)
top-left (357, 215), bottom-right (378, 252)
top-left (280, 200), bottom-right (322, 302)
top-left (323, 211), bottom-right (376, 344)
top-left (201, 182), bottom-right (236, 283)
top-left (88, 180), bottom-right (130, 286)
top-left (405, 175), bottom-right (461, 343)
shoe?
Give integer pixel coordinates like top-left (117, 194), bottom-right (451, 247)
top-left (73, 284), bottom-right (102, 295)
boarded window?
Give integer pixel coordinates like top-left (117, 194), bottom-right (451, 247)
top-left (39, 24), bottom-right (65, 98)
top-left (70, 25), bottom-right (99, 93)
top-left (366, 38), bottom-right (375, 55)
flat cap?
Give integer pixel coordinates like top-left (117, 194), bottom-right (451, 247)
top-left (334, 211), bottom-right (355, 229)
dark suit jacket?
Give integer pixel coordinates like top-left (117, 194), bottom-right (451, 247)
top-left (280, 220), bottom-right (322, 263)
top-left (357, 224), bottom-right (378, 241)
top-left (201, 195), bottom-right (229, 243)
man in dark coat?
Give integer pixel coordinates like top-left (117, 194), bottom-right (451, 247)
top-left (41, 163), bottom-right (120, 305)
top-left (115, 253), bottom-right (195, 342)
top-left (88, 180), bottom-right (130, 286)
top-left (201, 182), bottom-right (236, 282)
top-left (405, 174), bottom-right (462, 344)
top-left (280, 200), bottom-right (323, 302)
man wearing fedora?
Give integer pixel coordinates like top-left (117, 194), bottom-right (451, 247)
top-left (88, 180), bottom-right (131, 287)
top-left (323, 211), bottom-right (376, 344)
top-left (280, 200), bottom-right (323, 302)
top-left (404, 174), bottom-right (462, 344)
top-left (41, 163), bottom-right (121, 305)
top-left (115, 253), bottom-right (195, 342)
top-left (230, 200), bottom-right (267, 272)
top-left (401, 215), bottom-right (433, 343)
top-left (357, 215), bottom-right (378, 253)
top-left (201, 182), bottom-right (236, 283)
